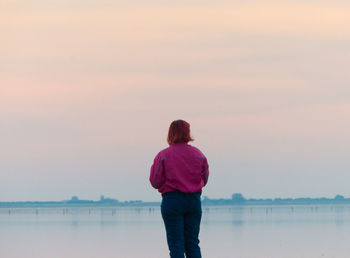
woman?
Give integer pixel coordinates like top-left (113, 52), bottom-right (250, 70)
top-left (150, 119), bottom-right (209, 258)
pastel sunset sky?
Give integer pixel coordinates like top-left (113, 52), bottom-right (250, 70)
top-left (1, 0), bottom-right (349, 201)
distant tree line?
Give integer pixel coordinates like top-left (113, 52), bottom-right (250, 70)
top-left (202, 193), bottom-right (350, 205)
top-left (1, 193), bottom-right (350, 208)
top-left (0, 195), bottom-right (156, 208)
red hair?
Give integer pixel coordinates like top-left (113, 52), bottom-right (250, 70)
top-left (167, 120), bottom-right (194, 145)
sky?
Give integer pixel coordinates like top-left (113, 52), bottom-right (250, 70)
top-left (1, 0), bottom-right (349, 201)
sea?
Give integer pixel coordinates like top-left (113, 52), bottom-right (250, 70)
top-left (1, 205), bottom-right (350, 258)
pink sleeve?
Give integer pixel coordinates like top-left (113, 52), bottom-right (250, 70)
top-left (202, 157), bottom-right (209, 186)
top-left (149, 154), bottom-right (166, 189)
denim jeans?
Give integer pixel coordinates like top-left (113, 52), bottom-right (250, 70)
top-left (161, 191), bottom-right (202, 258)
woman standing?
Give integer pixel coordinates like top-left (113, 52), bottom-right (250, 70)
top-left (150, 120), bottom-right (209, 258)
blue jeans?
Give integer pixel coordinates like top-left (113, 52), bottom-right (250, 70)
top-left (161, 191), bottom-right (202, 258)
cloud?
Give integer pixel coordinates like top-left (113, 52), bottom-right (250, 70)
top-left (3, 2), bottom-right (350, 38)
top-left (1, 0), bottom-right (350, 200)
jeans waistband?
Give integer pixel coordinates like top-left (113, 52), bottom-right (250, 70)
top-left (162, 190), bottom-right (202, 197)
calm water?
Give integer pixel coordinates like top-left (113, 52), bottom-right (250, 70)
top-left (1, 205), bottom-right (350, 258)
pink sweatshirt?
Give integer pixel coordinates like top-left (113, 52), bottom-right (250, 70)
top-left (149, 142), bottom-right (209, 194)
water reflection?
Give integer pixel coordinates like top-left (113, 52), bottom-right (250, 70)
top-left (1, 205), bottom-right (350, 258)
top-left (231, 206), bottom-right (244, 226)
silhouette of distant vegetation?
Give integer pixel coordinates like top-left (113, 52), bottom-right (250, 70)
top-left (0, 195), bottom-right (155, 208)
top-left (202, 193), bottom-right (350, 205)
top-left (1, 193), bottom-right (350, 208)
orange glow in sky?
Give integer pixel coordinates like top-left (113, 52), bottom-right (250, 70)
top-left (1, 0), bottom-right (350, 201)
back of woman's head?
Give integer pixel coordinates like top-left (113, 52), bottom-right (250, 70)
top-left (167, 119), bottom-right (194, 145)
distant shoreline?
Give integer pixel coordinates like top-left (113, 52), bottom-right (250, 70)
top-left (1, 193), bottom-right (350, 208)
